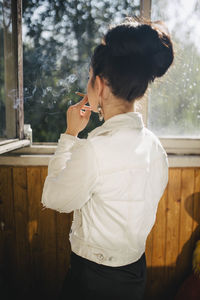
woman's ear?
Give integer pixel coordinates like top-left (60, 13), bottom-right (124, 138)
top-left (95, 75), bottom-right (110, 100)
top-left (95, 75), bottom-right (104, 97)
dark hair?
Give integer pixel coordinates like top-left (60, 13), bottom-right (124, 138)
top-left (91, 18), bottom-right (174, 102)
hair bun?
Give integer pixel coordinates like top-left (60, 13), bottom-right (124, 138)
top-left (151, 42), bottom-right (174, 78)
top-left (150, 21), bottom-right (174, 79)
top-left (91, 18), bottom-right (174, 102)
top-left (104, 19), bottom-right (174, 81)
top-left (104, 24), bottom-right (143, 57)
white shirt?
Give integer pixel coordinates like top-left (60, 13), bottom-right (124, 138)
top-left (41, 112), bottom-right (168, 267)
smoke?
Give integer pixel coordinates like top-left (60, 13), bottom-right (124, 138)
top-left (7, 89), bottom-right (20, 109)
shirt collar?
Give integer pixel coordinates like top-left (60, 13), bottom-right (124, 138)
top-left (88, 112), bottom-right (144, 138)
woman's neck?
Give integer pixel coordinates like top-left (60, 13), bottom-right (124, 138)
top-left (101, 97), bottom-right (135, 121)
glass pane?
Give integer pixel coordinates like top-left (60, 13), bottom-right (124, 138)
top-left (23, 0), bottom-right (140, 142)
top-left (148, 0), bottom-right (200, 137)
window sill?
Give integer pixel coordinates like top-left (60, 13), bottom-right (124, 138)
top-left (0, 138), bottom-right (199, 167)
top-left (0, 139), bottom-right (31, 155)
top-left (0, 146), bottom-right (199, 167)
top-left (160, 137), bottom-right (200, 155)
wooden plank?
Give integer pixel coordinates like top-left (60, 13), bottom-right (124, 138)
top-left (165, 169), bottom-right (181, 267)
top-left (27, 167), bottom-right (43, 295)
top-left (149, 186), bottom-right (168, 298)
top-left (56, 211), bottom-right (73, 295)
top-left (0, 167), bottom-right (16, 297)
top-left (176, 168), bottom-right (195, 285)
top-left (151, 188), bottom-right (168, 265)
top-left (0, 165), bottom-right (199, 300)
top-left (39, 167), bottom-right (58, 298)
top-left (192, 168), bottom-right (200, 243)
top-left (146, 228), bottom-right (153, 267)
top-left (165, 168), bottom-right (181, 297)
top-left (0, 167), bottom-right (14, 229)
top-left (144, 228), bottom-right (153, 299)
top-left (13, 167), bottom-right (30, 297)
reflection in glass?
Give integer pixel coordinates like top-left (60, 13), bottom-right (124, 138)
top-left (23, 0), bottom-right (140, 142)
top-left (149, 0), bottom-right (200, 137)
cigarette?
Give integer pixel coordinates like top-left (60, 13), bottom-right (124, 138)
top-left (75, 91), bottom-right (86, 97)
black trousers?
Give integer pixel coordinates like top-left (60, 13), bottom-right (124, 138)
top-left (59, 251), bottom-right (147, 300)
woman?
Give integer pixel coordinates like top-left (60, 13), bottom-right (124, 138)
top-left (42, 18), bottom-right (174, 300)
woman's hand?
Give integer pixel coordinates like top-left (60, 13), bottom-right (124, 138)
top-left (65, 95), bottom-right (92, 136)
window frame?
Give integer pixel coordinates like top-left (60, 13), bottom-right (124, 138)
top-left (0, 0), bottom-right (29, 155)
top-left (0, 0), bottom-right (199, 156)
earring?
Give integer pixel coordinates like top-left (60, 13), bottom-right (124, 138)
top-left (97, 103), bottom-right (104, 121)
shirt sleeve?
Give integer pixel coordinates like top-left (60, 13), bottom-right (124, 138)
top-left (153, 149), bottom-right (168, 198)
top-left (41, 133), bottom-right (99, 213)
top-left (149, 141), bottom-right (169, 208)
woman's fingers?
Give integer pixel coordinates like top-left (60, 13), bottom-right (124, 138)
top-left (80, 108), bottom-right (91, 118)
top-left (77, 95), bottom-right (88, 107)
top-left (66, 94), bottom-right (91, 135)
top-left (81, 109), bottom-right (91, 119)
top-left (68, 95), bottom-right (89, 110)
top-left (81, 105), bottom-right (92, 110)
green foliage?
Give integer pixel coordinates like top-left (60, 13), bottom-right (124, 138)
top-left (1, 0), bottom-right (199, 140)
top-left (22, 0), bottom-right (140, 142)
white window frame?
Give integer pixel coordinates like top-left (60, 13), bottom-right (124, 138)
top-left (0, 0), bottom-right (199, 158)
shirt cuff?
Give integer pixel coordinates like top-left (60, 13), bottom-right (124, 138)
top-left (55, 133), bottom-right (80, 154)
top-left (60, 133), bottom-right (79, 141)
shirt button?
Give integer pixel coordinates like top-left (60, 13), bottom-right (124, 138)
top-left (108, 256), bottom-right (113, 261)
top-left (97, 253), bottom-right (104, 261)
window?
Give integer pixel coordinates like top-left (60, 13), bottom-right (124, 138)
top-left (148, 0), bottom-right (200, 138)
top-left (22, 0), bottom-right (140, 142)
top-left (0, 0), bottom-right (29, 154)
top-left (136, 0), bottom-right (200, 154)
top-left (0, 0), bottom-right (199, 155)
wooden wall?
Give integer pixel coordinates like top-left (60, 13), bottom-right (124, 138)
top-left (0, 166), bottom-right (199, 300)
